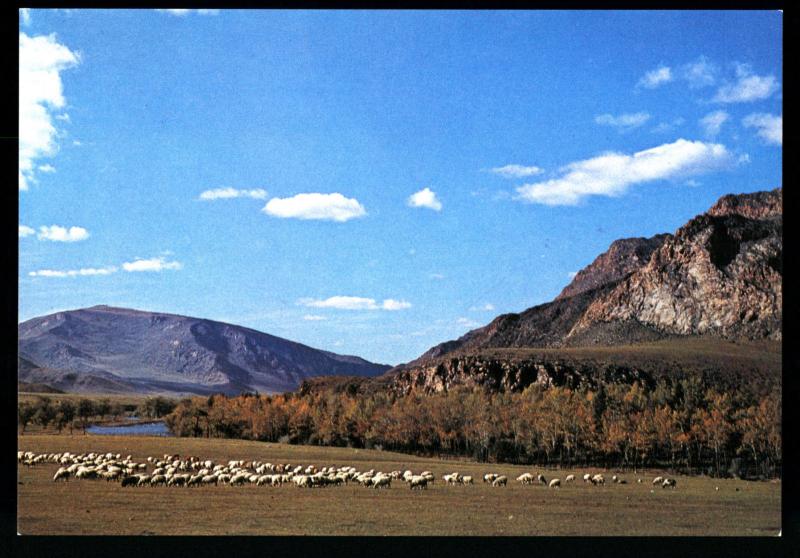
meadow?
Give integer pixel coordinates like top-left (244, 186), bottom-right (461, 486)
top-left (17, 434), bottom-right (780, 536)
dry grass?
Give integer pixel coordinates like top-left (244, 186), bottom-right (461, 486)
top-left (17, 434), bottom-right (780, 536)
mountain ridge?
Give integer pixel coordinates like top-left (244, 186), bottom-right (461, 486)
top-left (18, 305), bottom-right (391, 396)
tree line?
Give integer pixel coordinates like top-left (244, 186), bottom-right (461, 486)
top-left (18, 396), bottom-right (176, 434)
top-left (163, 376), bottom-right (781, 479)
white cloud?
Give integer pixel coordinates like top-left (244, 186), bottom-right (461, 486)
top-left (263, 193), bottom-right (366, 222)
top-left (199, 187), bottom-right (268, 200)
top-left (381, 299), bottom-right (412, 311)
top-left (72, 140), bottom-right (82, 146)
top-left (37, 225), bottom-right (89, 242)
top-left (595, 112), bottom-right (651, 131)
top-left (742, 113), bottom-right (782, 146)
top-left (156, 9), bottom-right (220, 16)
top-left (19, 225), bottom-right (35, 238)
top-left (55, 113), bottom-right (70, 122)
top-left (407, 187), bottom-right (442, 211)
top-left (19, 33), bottom-right (80, 191)
top-left (430, 273), bottom-right (446, 280)
top-left (38, 164), bottom-right (56, 173)
top-left (122, 256), bottom-right (182, 272)
top-left (28, 266), bottom-right (117, 278)
top-left (302, 314), bottom-right (327, 321)
top-left (713, 64), bottom-right (779, 103)
top-left (567, 271), bottom-right (578, 279)
top-left (685, 179), bottom-right (701, 187)
top-left (515, 139), bottom-right (734, 206)
top-left (682, 56), bottom-right (717, 89)
top-left (20, 8), bottom-right (31, 26)
top-left (299, 296), bottom-right (411, 311)
top-left (490, 164), bottom-right (544, 178)
top-left (699, 111), bottom-right (729, 137)
top-left (637, 66), bottom-right (673, 89)
top-left (470, 303), bottom-right (495, 311)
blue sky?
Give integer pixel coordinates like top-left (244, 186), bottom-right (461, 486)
top-left (19, 9), bottom-right (782, 365)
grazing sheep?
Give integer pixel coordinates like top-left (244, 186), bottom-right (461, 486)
top-left (583, 473), bottom-right (591, 483)
top-left (565, 474), bottom-right (575, 483)
top-left (492, 476), bottom-right (508, 487)
top-left (150, 474), bottom-right (167, 487)
top-left (612, 475), bottom-right (618, 483)
top-left (549, 478), bottom-right (561, 489)
top-left (591, 474), bottom-right (605, 485)
top-left (484, 473), bottom-right (498, 484)
top-left (120, 475), bottom-right (138, 487)
top-left (53, 467), bottom-right (70, 482)
top-left (662, 478), bottom-right (676, 489)
top-left (652, 476), bottom-right (664, 485)
top-left (372, 476), bottom-right (392, 489)
top-left (537, 474), bottom-right (547, 485)
top-left (409, 476), bottom-right (428, 490)
top-left (516, 473), bottom-right (534, 485)
top-left (137, 475), bottom-right (151, 487)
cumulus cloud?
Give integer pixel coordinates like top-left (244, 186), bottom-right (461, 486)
top-left (199, 187), bottom-right (268, 200)
top-left (37, 225), bottom-right (89, 242)
top-left (699, 111), bottom-right (729, 137)
top-left (299, 296), bottom-right (411, 311)
top-left (682, 56), bottom-right (718, 89)
top-left (28, 266), bottom-right (117, 278)
top-left (302, 314), bottom-right (327, 321)
top-left (19, 225), bottom-right (35, 237)
top-left (456, 317), bottom-right (481, 328)
top-left (713, 64), bottom-right (780, 103)
top-left (470, 303), bottom-right (495, 311)
top-left (515, 139), bottom-right (734, 206)
top-left (742, 113), bottom-right (782, 146)
top-left (263, 193), bottom-right (366, 222)
top-left (122, 256), bottom-right (182, 272)
top-left (637, 66), bottom-right (673, 89)
top-left (490, 164), bottom-right (544, 178)
top-left (156, 9), bottom-right (220, 16)
top-left (38, 164), bottom-right (56, 173)
top-left (19, 33), bottom-right (80, 191)
top-left (595, 112), bottom-right (651, 131)
top-left (407, 187), bottom-right (442, 211)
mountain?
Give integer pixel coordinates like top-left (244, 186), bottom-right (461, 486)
top-left (390, 188), bottom-right (781, 393)
top-left (18, 305), bottom-right (391, 396)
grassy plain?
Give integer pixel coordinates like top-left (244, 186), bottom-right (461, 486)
top-left (17, 434), bottom-right (780, 536)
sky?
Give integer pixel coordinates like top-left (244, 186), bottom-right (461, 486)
top-left (18, 9), bottom-right (782, 365)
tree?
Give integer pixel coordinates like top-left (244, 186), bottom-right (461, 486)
top-left (77, 399), bottom-right (96, 433)
top-left (32, 397), bottom-right (56, 430)
top-left (55, 400), bottom-right (76, 433)
top-left (18, 402), bottom-right (36, 434)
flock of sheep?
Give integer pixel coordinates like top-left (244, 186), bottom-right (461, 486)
top-left (18, 449), bottom-right (677, 491)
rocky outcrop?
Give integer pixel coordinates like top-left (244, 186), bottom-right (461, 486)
top-left (556, 234), bottom-right (671, 300)
top-left (396, 187), bottom-right (782, 375)
top-left (570, 188), bottom-right (781, 341)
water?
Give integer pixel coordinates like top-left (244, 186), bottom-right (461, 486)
top-left (86, 421), bottom-right (173, 437)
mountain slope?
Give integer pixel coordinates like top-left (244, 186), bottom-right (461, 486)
top-left (400, 187), bottom-right (782, 369)
top-left (18, 305), bottom-right (391, 395)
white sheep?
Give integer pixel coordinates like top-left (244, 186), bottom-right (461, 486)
top-left (565, 474), bottom-right (575, 483)
top-left (516, 473), bottom-right (534, 485)
top-left (409, 476), bottom-right (428, 490)
top-left (583, 473), bottom-right (591, 483)
top-left (53, 467), bottom-right (70, 482)
top-left (662, 478), bottom-right (677, 489)
top-left (492, 475), bottom-right (508, 487)
top-left (537, 474), bottom-right (547, 485)
top-left (461, 475), bottom-right (473, 485)
top-left (549, 478), bottom-right (561, 489)
top-left (591, 474), bottom-right (605, 485)
top-left (652, 476), bottom-right (664, 485)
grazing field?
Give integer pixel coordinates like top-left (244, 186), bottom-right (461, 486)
top-left (17, 435), bottom-right (780, 536)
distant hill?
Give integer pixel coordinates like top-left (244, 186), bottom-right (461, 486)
top-left (18, 306), bottom-right (391, 396)
top-left (389, 188), bottom-right (781, 394)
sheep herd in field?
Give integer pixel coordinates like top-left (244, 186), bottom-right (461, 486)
top-left (18, 449), bottom-right (678, 492)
